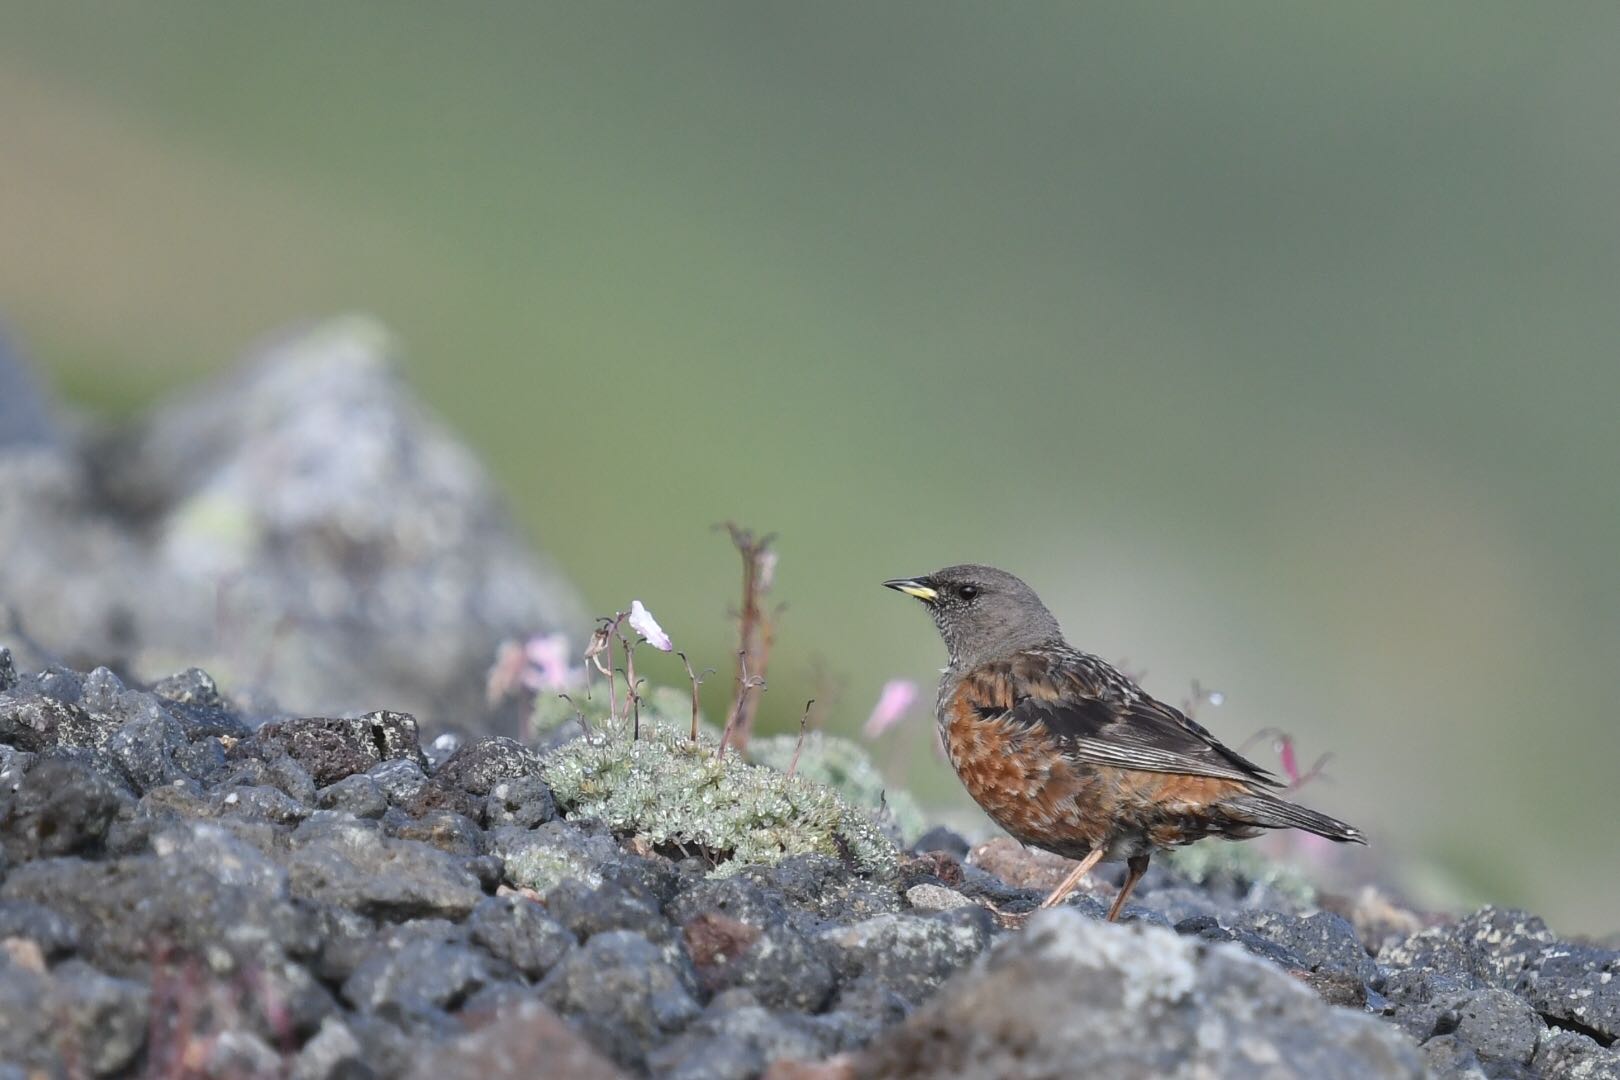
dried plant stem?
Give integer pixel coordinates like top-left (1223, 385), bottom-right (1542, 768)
top-left (717, 652), bottom-right (765, 760)
top-left (621, 634), bottom-right (640, 740)
top-left (785, 699), bottom-right (815, 778)
top-left (677, 652), bottom-right (712, 741)
top-left (722, 523), bottom-right (778, 753)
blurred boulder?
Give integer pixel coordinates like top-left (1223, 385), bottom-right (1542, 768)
top-left (0, 316), bottom-right (583, 730)
top-left (851, 909), bottom-right (1423, 1080)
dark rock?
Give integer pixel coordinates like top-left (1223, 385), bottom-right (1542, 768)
top-left (149, 668), bottom-right (252, 740)
top-left (647, 1005), bottom-right (840, 1080)
top-left (288, 1015), bottom-right (366, 1080)
top-left (103, 712), bottom-right (192, 793)
top-left (424, 732), bottom-right (462, 771)
top-left (132, 780), bottom-right (211, 825)
top-left (0, 648), bottom-right (12, 693)
top-left (44, 961), bottom-right (150, 1076)
top-left (1379, 925), bottom-right (1485, 986)
top-left (1516, 942), bottom-right (1620, 1045)
top-left (468, 894), bottom-right (576, 979)
top-left (830, 974), bottom-right (913, 1032)
top-left (689, 915), bottom-right (838, 1012)
top-left (666, 875), bottom-right (797, 936)
top-left (203, 1030), bottom-right (284, 1077)
top-left (1225, 910), bottom-right (1378, 984)
top-left (82, 670), bottom-right (197, 744)
top-left (308, 906), bottom-right (382, 985)
top-left (910, 826), bottom-right (969, 859)
top-left (173, 735), bottom-right (228, 781)
top-left (1454, 906), bottom-right (1560, 988)
top-left (1210, 924), bottom-right (1307, 972)
top-left (1533, 1029), bottom-right (1620, 1079)
top-left (249, 712), bottom-right (427, 787)
top-left (0, 962), bottom-right (52, 1069)
top-left (435, 737), bottom-right (544, 796)
top-left (225, 751), bottom-right (319, 806)
top-left (546, 878), bottom-right (669, 942)
top-left (150, 666), bottom-right (224, 709)
top-left (368, 758), bottom-right (431, 804)
top-left (78, 665), bottom-right (127, 715)
top-left (342, 1012), bottom-right (435, 1080)
top-left (317, 774), bottom-right (389, 819)
top-left (0, 755), bottom-right (126, 860)
top-left (482, 774), bottom-right (557, 829)
top-left (211, 783), bottom-right (311, 826)
top-left (852, 910), bottom-right (1423, 1079)
top-left (538, 930), bottom-right (702, 1069)
top-left (1440, 986), bottom-right (1544, 1067)
top-left (341, 920), bottom-right (497, 1022)
top-left (287, 812), bottom-right (483, 920)
top-left (403, 1000), bottom-right (627, 1080)
top-left (601, 848), bottom-right (682, 907)
top-left (0, 898), bottom-right (80, 958)
top-left (387, 808), bottom-right (486, 858)
top-left (820, 911), bottom-right (988, 1006)
top-left (2, 824), bottom-right (316, 976)
top-left (464, 854), bottom-right (505, 891)
top-left (29, 667), bottom-right (86, 705)
top-left (0, 745), bottom-right (31, 791)
top-left (1419, 1033), bottom-right (1486, 1078)
top-left (758, 855), bottom-right (902, 925)
top-left (397, 778), bottom-right (482, 821)
top-left (0, 695), bottom-right (103, 752)
top-left (903, 883), bottom-right (976, 915)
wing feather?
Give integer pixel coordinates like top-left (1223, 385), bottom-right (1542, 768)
top-left (990, 649), bottom-right (1283, 788)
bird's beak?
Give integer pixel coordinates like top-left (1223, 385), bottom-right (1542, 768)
top-left (883, 578), bottom-right (938, 603)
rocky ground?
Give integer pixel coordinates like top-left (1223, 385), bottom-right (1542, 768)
top-left (2, 327), bottom-right (1617, 1078)
top-left (0, 652), bottom-right (1616, 1079)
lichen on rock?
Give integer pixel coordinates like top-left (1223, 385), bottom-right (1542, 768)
top-left (539, 716), bottom-right (898, 880)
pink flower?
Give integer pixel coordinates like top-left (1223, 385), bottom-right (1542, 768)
top-left (627, 600), bottom-right (673, 652)
top-left (864, 678), bottom-right (920, 738)
top-left (487, 632), bottom-right (585, 703)
top-left (523, 632), bottom-right (581, 691)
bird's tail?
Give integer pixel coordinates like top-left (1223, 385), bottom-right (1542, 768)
top-left (1226, 793), bottom-right (1366, 844)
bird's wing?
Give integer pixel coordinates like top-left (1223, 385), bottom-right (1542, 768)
top-left (986, 650), bottom-right (1285, 788)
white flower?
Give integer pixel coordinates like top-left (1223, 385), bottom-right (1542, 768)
top-left (627, 600), bottom-right (673, 651)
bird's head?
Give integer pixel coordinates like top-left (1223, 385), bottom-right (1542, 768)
top-left (883, 564), bottom-right (1063, 669)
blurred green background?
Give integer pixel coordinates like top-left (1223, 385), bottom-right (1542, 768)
top-left (3, 3), bottom-right (1616, 932)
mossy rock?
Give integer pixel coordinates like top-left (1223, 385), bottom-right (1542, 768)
top-left (747, 731), bottom-right (926, 845)
top-left (539, 715), bottom-right (897, 879)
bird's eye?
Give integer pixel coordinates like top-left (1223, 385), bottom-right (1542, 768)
top-left (958, 585), bottom-right (979, 601)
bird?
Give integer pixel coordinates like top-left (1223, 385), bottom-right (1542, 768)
top-left (884, 564), bottom-right (1365, 922)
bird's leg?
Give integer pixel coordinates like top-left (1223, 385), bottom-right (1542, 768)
top-left (1037, 846), bottom-right (1108, 910)
top-left (1105, 854), bottom-right (1150, 922)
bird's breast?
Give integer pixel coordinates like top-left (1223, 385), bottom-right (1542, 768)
top-left (938, 683), bottom-right (1111, 856)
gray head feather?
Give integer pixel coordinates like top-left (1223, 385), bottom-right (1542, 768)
top-left (886, 564), bottom-right (1063, 670)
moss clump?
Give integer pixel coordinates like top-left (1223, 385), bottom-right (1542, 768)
top-left (747, 731), bottom-right (926, 845)
top-left (539, 715), bottom-right (898, 879)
